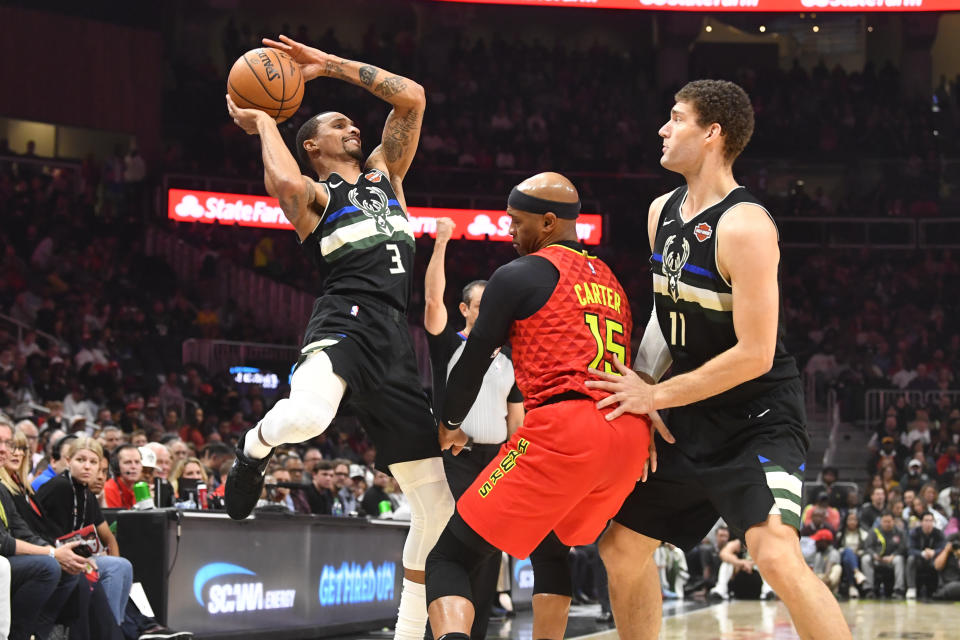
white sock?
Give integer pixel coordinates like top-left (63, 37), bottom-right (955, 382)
top-left (243, 423), bottom-right (272, 460)
top-left (394, 578), bottom-right (428, 640)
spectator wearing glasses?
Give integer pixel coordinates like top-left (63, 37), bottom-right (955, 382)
top-left (333, 459), bottom-right (356, 515)
top-left (302, 447), bottom-right (323, 483)
top-left (13, 420), bottom-right (39, 469)
top-left (0, 421), bottom-right (86, 640)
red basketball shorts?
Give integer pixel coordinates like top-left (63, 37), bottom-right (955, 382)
top-left (457, 399), bottom-right (651, 559)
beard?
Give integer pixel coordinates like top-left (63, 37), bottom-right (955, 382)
top-left (345, 142), bottom-right (363, 162)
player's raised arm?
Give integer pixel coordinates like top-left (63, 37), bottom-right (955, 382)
top-left (262, 35), bottom-right (425, 186)
top-left (424, 218), bottom-right (455, 336)
top-left (226, 95), bottom-right (326, 242)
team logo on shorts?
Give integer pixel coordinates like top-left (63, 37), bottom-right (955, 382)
top-left (661, 234), bottom-right (690, 303)
top-left (348, 185), bottom-right (394, 235)
top-left (694, 222), bottom-right (713, 243)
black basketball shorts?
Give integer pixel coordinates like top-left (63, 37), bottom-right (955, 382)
top-left (613, 379), bottom-right (809, 551)
top-left (298, 294), bottom-right (441, 470)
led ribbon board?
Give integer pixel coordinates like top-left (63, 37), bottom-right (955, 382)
top-left (168, 188), bottom-right (603, 244)
top-left (430, 0), bottom-right (958, 11)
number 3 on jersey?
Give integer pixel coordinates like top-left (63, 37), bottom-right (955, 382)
top-left (584, 312), bottom-right (625, 373)
top-left (385, 243), bottom-right (405, 274)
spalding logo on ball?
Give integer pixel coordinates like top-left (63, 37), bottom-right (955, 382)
top-left (227, 48), bottom-right (304, 123)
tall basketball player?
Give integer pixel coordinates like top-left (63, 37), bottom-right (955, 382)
top-left (585, 80), bottom-right (852, 640)
top-left (224, 35), bottom-right (453, 640)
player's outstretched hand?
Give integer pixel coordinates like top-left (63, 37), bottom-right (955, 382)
top-left (436, 217), bottom-right (456, 243)
top-left (262, 35), bottom-right (327, 82)
top-left (438, 424), bottom-right (469, 456)
top-left (226, 94), bottom-right (266, 135)
top-left (587, 355), bottom-right (661, 420)
top-left (640, 409), bottom-right (675, 482)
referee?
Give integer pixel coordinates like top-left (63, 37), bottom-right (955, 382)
top-left (424, 217), bottom-right (523, 639)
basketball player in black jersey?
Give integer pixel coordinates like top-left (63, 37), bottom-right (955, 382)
top-left (225, 35), bottom-right (453, 640)
top-left (586, 80), bottom-right (851, 639)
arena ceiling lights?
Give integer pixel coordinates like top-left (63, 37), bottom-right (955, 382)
top-left (431, 0), bottom-right (960, 11)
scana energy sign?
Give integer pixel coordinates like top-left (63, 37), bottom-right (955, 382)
top-left (431, 0), bottom-right (958, 10)
top-left (168, 188), bottom-right (603, 245)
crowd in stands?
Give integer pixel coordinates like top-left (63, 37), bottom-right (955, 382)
top-left (158, 20), bottom-right (960, 222)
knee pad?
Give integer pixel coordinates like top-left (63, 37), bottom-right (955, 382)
top-left (391, 458), bottom-right (456, 571)
top-left (259, 393), bottom-right (338, 446)
top-left (529, 532), bottom-right (572, 597)
top-left (425, 513), bottom-right (498, 605)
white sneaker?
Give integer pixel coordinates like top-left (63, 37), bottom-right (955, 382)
top-left (849, 585), bottom-right (859, 599)
top-left (905, 588), bottom-right (917, 600)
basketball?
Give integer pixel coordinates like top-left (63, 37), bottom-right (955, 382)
top-left (227, 48), bottom-right (303, 123)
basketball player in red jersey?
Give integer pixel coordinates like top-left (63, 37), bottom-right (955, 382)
top-left (424, 172), bottom-right (666, 640)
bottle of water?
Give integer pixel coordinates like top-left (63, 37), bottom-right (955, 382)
top-left (332, 500), bottom-right (344, 516)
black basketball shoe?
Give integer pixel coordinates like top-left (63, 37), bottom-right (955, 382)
top-left (224, 429), bottom-right (275, 520)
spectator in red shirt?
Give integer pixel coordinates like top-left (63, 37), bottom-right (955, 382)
top-left (103, 444), bottom-right (142, 508)
top-left (937, 444), bottom-right (960, 479)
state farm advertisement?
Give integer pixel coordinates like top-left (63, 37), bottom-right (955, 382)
top-left (432, 0), bottom-right (958, 10)
top-left (167, 188), bottom-right (603, 245)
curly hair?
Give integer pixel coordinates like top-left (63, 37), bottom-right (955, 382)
top-left (675, 80), bottom-right (754, 162)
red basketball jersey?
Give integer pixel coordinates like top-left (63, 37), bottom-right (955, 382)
top-left (510, 244), bottom-right (632, 410)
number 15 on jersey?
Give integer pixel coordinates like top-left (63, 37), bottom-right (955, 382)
top-left (585, 312), bottom-right (626, 373)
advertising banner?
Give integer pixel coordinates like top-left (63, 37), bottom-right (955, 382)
top-left (167, 188), bottom-right (603, 245)
top-left (165, 514), bottom-right (407, 636)
top-left (431, 0), bottom-right (959, 11)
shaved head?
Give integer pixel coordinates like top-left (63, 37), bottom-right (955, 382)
top-left (514, 172), bottom-right (579, 206)
top-left (506, 171), bottom-right (581, 255)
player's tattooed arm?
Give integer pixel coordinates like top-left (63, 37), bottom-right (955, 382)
top-left (358, 65), bottom-right (379, 87)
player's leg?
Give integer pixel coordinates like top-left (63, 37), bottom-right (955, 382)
top-left (745, 515), bottom-right (851, 640)
top-left (225, 350), bottom-right (345, 519)
top-left (390, 457), bottom-right (456, 640)
top-left (528, 533), bottom-right (573, 640)
top-left (426, 513), bottom-right (501, 639)
top-left (598, 523), bottom-right (662, 640)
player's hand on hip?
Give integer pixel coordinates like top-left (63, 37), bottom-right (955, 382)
top-left (438, 425), bottom-right (469, 456)
top-left (435, 217), bottom-right (456, 243)
top-left (262, 35), bottom-right (327, 82)
top-left (226, 94), bottom-right (267, 134)
top-left (641, 409), bottom-right (675, 482)
top-left (586, 355), bottom-right (657, 420)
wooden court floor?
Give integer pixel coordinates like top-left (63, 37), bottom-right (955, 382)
top-left (579, 600), bottom-right (960, 639)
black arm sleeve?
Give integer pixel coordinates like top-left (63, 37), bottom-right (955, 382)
top-left (441, 255), bottom-right (558, 426)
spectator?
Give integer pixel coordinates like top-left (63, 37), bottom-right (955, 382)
top-left (862, 511), bottom-right (907, 598)
top-left (902, 417), bottom-right (933, 450)
top-left (937, 443), bottom-right (960, 481)
top-left (31, 433), bottom-right (77, 492)
top-left (900, 458), bottom-right (929, 494)
top-left (837, 511), bottom-right (869, 598)
top-left (63, 385), bottom-right (97, 426)
top-left (806, 529), bottom-right (841, 595)
top-left (258, 469), bottom-right (295, 512)
top-left (709, 537), bottom-right (773, 601)
top-left (97, 426), bottom-right (123, 457)
top-left (800, 507), bottom-right (834, 537)
top-left (302, 447), bottom-right (323, 483)
top-left (164, 437), bottom-right (190, 466)
top-left (145, 442), bottom-right (174, 508)
top-left (868, 437), bottom-right (903, 476)
top-left (933, 532), bottom-right (960, 600)
top-left (283, 453), bottom-right (305, 485)
top-left (361, 470), bottom-right (393, 518)
top-left (685, 526), bottom-right (729, 597)
top-left (34, 436), bottom-right (134, 626)
top-left (906, 511), bottom-right (945, 600)
top-left (333, 459), bottom-right (356, 515)
top-left (170, 457), bottom-right (208, 499)
top-left (103, 444), bottom-right (142, 509)
top-left (0, 421), bottom-right (86, 640)
top-left (801, 494), bottom-right (841, 533)
top-left (199, 442), bottom-right (231, 489)
top-left (304, 460), bottom-right (336, 516)
top-left (818, 466), bottom-right (849, 509)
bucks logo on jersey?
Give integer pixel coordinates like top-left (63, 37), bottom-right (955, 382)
top-left (662, 234), bottom-right (690, 303)
top-left (348, 185), bottom-right (394, 235)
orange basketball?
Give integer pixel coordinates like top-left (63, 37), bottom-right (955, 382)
top-left (227, 48), bottom-right (303, 123)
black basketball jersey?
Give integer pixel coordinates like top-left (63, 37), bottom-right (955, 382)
top-left (300, 169), bottom-right (415, 312)
top-left (652, 185), bottom-right (799, 407)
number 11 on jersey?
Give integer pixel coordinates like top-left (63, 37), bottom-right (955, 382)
top-left (669, 311), bottom-right (686, 347)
